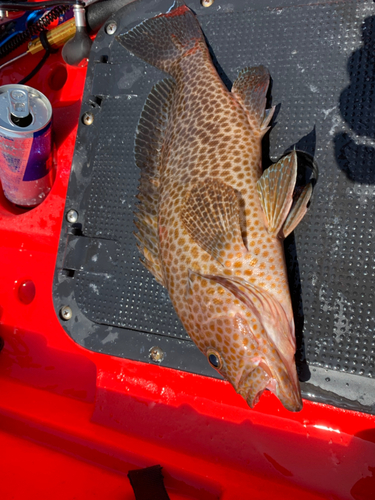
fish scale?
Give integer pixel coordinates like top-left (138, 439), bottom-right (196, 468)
top-left (118, 0), bottom-right (312, 411)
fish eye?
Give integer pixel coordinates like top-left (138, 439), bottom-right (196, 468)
top-left (207, 349), bottom-right (223, 369)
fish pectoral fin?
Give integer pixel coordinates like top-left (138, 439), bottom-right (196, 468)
top-left (257, 151), bottom-right (298, 236)
top-left (282, 183), bottom-right (313, 238)
top-left (181, 178), bottom-right (246, 265)
top-left (231, 66), bottom-right (272, 133)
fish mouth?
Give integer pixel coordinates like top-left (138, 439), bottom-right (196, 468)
top-left (237, 362), bottom-right (274, 409)
top-left (237, 362), bottom-right (302, 412)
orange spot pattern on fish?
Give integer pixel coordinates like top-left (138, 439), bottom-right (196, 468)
top-left (123, 2), bottom-right (303, 412)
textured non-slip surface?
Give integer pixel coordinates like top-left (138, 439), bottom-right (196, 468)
top-left (54, 0), bottom-right (375, 413)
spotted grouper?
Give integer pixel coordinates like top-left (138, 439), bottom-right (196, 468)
top-left (118, 1), bottom-right (312, 411)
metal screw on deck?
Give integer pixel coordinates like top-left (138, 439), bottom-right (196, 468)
top-left (82, 112), bottom-right (94, 126)
top-left (149, 346), bottom-right (164, 363)
top-left (66, 209), bottom-right (78, 223)
top-left (105, 22), bottom-right (117, 35)
top-left (60, 306), bottom-right (73, 321)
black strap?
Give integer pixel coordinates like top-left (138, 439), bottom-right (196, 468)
top-left (18, 30), bottom-right (59, 85)
top-left (19, 51), bottom-right (50, 85)
top-left (128, 465), bottom-right (171, 500)
top-left (39, 30), bottom-right (59, 54)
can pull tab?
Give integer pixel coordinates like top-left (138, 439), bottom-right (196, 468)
top-left (8, 89), bottom-right (33, 127)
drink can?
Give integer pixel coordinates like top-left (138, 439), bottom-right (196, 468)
top-left (0, 84), bottom-right (52, 207)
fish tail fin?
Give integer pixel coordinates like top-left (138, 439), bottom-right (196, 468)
top-left (116, 1), bottom-right (204, 75)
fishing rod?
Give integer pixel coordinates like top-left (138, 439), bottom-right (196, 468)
top-left (0, 0), bottom-right (137, 78)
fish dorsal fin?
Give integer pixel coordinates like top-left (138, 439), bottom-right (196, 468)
top-left (257, 151), bottom-right (298, 236)
top-left (231, 66), bottom-right (274, 133)
top-left (181, 178), bottom-right (246, 265)
top-left (135, 78), bottom-right (175, 178)
top-left (134, 78), bottom-right (175, 286)
top-left (139, 245), bottom-right (166, 287)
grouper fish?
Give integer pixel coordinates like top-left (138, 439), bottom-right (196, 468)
top-left (118, 1), bottom-right (312, 411)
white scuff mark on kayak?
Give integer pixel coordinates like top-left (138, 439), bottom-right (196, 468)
top-left (118, 64), bottom-right (143, 89)
top-left (102, 331), bottom-right (119, 344)
top-left (328, 112), bottom-right (342, 136)
top-left (332, 291), bottom-right (352, 343)
top-left (322, 106), bottom-right (337, 119)
top-left (89, 283), bottom-right (99, 295)
top-left (347, 185), bottom-right (375, 206)
top-left (319, 285), bottom-right (332, 313)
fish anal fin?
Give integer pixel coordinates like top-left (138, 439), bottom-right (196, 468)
top-left (231, 66), bottom-right (272, 132)
top-left (282, 183), bottom-right (313, 238)
top-left (257, 151), bottom-right (298, 236)
top-left (181, 178), bottom-right (246, 265)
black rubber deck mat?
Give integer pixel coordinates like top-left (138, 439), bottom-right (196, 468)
top-left (54, 0), bottom-right (375, 414)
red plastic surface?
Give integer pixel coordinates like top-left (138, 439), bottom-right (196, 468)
top-left (0, 27), bottom-right (374, 500)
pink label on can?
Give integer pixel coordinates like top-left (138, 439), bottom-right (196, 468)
top-left (0, 133), bottom-right (33, 195)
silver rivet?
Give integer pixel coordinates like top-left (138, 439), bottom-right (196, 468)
top-left (82, 112), bottom-right (94, 126)
top-left (66, 209), bottom-right (78, 223)
top-left (60, 306), bottom-right (72, 321)
top-left (106, 22), bottom-right (117, 35)
top-left (201, 0), bottom-right (214, 6)
top-left (149, 346), bottom-right (164, 363)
